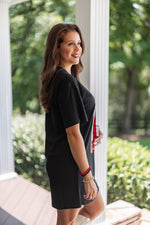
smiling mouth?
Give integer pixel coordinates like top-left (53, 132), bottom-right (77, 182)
top-left (71, 54), bottom-right (80, 58)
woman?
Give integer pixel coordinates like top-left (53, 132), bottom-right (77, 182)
top-left (40, 23), bottom-right (104, 225)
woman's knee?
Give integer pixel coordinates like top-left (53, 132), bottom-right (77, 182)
top-left (57, 218), bottom-right (75, 225)
top-left (81, 192), bottom-right (105, 220)
top-left (85, 205), bottom-right (104, 220)
top-left (57, 208), bottom-right (79, 225)
top-left (57, 215), bottom-right (75, 225)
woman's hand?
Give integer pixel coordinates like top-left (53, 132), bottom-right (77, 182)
top-left (94, 125), bottom-right (103, 147)
top-left (83, 172), bottom-right (98, 200)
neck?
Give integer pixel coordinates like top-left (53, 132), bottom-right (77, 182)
top-left (58, 64), bottom-right (71, 74)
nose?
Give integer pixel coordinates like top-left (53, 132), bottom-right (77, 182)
top-left (74, 44), bottom-right (80, 51)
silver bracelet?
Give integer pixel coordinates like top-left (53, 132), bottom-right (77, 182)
top-left (83, 176), bottom-right (95, 183)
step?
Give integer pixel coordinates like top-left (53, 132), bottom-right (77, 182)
top-left (106, 200), bottom-right (142, 225)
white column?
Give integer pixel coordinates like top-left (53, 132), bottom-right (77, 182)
top-left (76, 0), bottom-right (110, 224)
top-left (0, 0), bottom-right (17, 181)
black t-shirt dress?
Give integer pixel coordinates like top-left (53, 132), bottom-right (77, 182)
top-left (45, 66), bottom-right (99, 209)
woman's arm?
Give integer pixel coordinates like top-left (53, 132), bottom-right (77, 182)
top-left (66, 123), bottom-right (89, 173)
top-left (66, 123), bottom-right (97, 200)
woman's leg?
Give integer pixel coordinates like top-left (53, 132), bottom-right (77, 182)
top-left (78, 191), bottom-right (104, 221)
top-left (57, 208), bottom-right (80, 225)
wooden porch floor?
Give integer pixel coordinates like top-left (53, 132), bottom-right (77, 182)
top-left (0, 176), bottom-right (150, 225)
top-left (0, 176), bottom-right (57, 225)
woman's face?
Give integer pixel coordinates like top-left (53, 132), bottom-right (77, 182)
top-left (58, 31), bottom-right (82, 70)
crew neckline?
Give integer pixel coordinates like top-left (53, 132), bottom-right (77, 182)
top-left (56, 66), bottom-right (71, 75)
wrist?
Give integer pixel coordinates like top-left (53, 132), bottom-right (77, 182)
top-left (83, 171), bottom-right (93, 180)
top-left (81, 165), bottom-right (91, 177)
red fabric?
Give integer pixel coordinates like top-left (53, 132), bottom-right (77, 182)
top-left (91, 112), bottom-right (96, 152)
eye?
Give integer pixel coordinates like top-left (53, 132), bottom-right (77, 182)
top-left (68, 42), bottom-right (73, 46)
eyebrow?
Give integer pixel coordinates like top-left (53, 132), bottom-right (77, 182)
top-left (65, 40), bottom-right (81, 43)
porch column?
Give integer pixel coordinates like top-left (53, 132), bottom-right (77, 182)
top-left (76, 0), bottom-right (110, 224)
top-left (0, 0), bottom-right (28, 182)
top-left (0, 0), bottom-right (17, 181)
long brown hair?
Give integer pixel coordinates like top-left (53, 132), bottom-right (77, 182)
top-left (40, 23), bottom-right (85, 113)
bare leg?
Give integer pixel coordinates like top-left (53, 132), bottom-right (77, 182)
top-left (57, 208), bottom-right (80, 225)
top-left (79, 191), bottom-right (104, 221)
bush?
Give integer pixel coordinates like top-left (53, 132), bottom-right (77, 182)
top-left (12, 112), bottom-right (50, 190)
top-left (107, 137), bottom-right (150, 209)
top-left (12, 113), bottom-right (150, 209)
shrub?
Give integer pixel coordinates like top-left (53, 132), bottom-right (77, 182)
top-left (107, 137), bottom-right (150, 209)
top-left (12, 112), bottom-right (50, 190)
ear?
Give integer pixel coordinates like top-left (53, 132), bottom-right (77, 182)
top-left (55, 51), bottom-right (61, 66)
top-left (57, 59), bottom-right (60, 65)
top-left (57, 57), bottom-right (62, 66)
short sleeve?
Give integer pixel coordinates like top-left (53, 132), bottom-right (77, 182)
top-left (57, 77), bottom-right (88, 128)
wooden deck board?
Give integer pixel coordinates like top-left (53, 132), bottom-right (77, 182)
top-left (23, 186), bottom-right (50, 224)
top-left (0, 176), bottom-right (150, 225)
top-left (106, 200), bottom-right (142, 224)
top-left (141, 208), bottom-right (150, 225)
top-left (0, 177), bottom-right (19, 206)
top-left (35, 197), bottom-right (57, 225)
top-left (12, 179), bottom-right (43, 222)
top-left (2, 177), bottom-right (30, 214)
top-left (0, 176), bottom-right (56, 225)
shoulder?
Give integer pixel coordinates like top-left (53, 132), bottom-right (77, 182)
top-left (55, 68), bottom-right (78, 89)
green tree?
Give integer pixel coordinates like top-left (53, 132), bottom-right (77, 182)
top-left (9, 0), bottom-right (75, 114)
top-left (109, 0), bottom-right (150, 133)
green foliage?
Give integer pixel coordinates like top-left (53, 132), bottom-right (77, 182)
top-left (107, 137), bottom-right (150, 209)
top-left (10, 0), bottom-right (75, 114)
top-left (109, 0), bottom-right (150, 133)
top-left (13, 113), bottom-right (150, 209)
top-left (12, 112), bottom-right (50, 190)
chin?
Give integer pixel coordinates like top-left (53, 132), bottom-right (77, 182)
top-left (72, 60), bottom-right (80, 65)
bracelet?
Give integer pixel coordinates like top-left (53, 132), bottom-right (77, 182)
top-left (83, 176), bottom-right (95, 183)
top-left (81, 166), bottom-right (91, 177)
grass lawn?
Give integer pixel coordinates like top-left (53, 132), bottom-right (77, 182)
top-left (110, 134), bottom-right (150, 150)
top-left (137, 138), bottom-right (150, 150)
